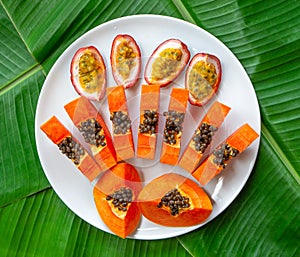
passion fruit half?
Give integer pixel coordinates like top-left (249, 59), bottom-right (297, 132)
top-left (110, 34), bottom-right (141, 88)
top-left (70, 46), bottom-right (106, 101)
top-left (144, 39), bottom-right (190, 87)
top-left (186, 53), bottom-right (222, 106)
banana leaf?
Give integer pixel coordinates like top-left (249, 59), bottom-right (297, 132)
top-left (0, 0), bottom-right (299, 256)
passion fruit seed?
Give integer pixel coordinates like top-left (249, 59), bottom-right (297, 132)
top-left (57, 136), bottom-right (85, 165)
top-left (188, 61), bottom-right (217, 101)
top-left (151, 48), bottom-right (183, 81)
top-left (78, 118), bottom-right (106, 148)
top-left (78, 52), bottom-right (103, 93)
top-left (212, 142), bottom-right (239, 169)
top-left (110, 111), bottom-right (131, 134)
top-left (139, 110), bottom-right (159, 135)
top-left (193, 122), bottom-right (218, 153)
top-left (106, 187), bottom-right (133, 212)
top-left (157, 188), bottom-right (190, 216)
top-left (116, 42), bottom-right (136, 80)
top-left (163, 110), bottom-right (185, 145)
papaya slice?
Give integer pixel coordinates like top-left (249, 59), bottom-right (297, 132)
top-left (178, 101), bottom-right (231, 173)
top-left (160, 88), bottom-right (189, 165)
top-left (64, 96), bottom-right (117, 172)
top-left (40, 116), bottom-right (103, 181)
top-left (137, 84), bottom-right (160, 159)
top-left (106, 85), bottom-right (135, 161)
top-left (192, 123), bottom-right (259, 185)
top-left (138, 173), bottom-right (212, 227)
top-left (93, 162), bottom-right (142, 238)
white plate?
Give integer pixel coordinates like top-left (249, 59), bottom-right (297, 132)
top-left (35, 14), bottom-right (261, 240)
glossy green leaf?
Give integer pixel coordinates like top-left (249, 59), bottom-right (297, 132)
top-left (0, 0), bottom-right (299, 256)
top-left (0, 5), bottom-right (36, 89)
top-left (0, 69), bottom-right (49, 207)
top-left (0, 189), bottom-right (190, 257)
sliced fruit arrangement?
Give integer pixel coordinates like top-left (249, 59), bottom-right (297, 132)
top-left (186, 53), bottom-right (222, 106)
top-left (137, 84), bottom-right (161, 159)
top-left (138, 173), bottom-right (213, 227)
top-left (64, 96), bottom-right (117, 172)
top-left (192, 123), bottom-right (259, 185)
top-left (110, 34), bottom-right (141, 88)
top-left (107, 85), bottom-right (135, 161)
top-left (93, 162), bottom-right (142, 238)
top-left (70, 46), bottom-right (106, 101)
top-left (160, 88), bottom-right (189, 165)
top-left (144, 39), bottom-right (190, 87)
top-left (40, 116), bottom-right (104, 181)
top-left (178, 101), bottom-right (231, 173)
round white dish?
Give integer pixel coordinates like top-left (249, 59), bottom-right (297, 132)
top-left (35, 14), bottom-right (261, 240)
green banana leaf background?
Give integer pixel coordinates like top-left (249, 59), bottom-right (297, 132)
top-left (0, 0), bottom-right (299, 256)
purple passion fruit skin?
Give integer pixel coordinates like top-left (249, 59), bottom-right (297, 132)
top-left (110, 34), bottom-right (141, 89)
top-left (144, 39), bottom-right (190, 87)
top-left (70, 46), bottom-right (106, 101)
top-left (186, 53), bottom-right (222, 106)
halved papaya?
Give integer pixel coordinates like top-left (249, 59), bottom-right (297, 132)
top-left (137, 84), bottom-right (160, 159)
top-left (64, 96), bottom-right (117, 172)
top-left (138, 173), bottom-right (212, 227)
top-left (40, 116), bottom-right (103, 181)
top-left (160, 88), bottom-right (189, 165)
top-left (106, 86), bottom-right (135, 161)
top-left (93, 162), bottom-right (142, 238)
top-left (178, 101), bottom-right (231, 173)
top-left (192, 123), bottom-right (259, 185)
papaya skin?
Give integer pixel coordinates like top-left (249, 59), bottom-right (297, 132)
top-left (93, 162), bottom-right (142, 238)
top-left (192, 123), bottom-right (259, 185)
top-left (138, 173), bottom-right (212, 227)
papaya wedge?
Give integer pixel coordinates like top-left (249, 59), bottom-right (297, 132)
top-left (178, 101), bottom-right (231, 173)
top-left (106, 86), bottom-right (135, 161)
top-left (137, 84), bottom-right (160, 159)
top-left (93, 162), bottom-right (142, 238)
top-left (138, 173), bottom-right (212, 227)
top-left (160, 88), bottom-right (189, 165)
top-left (192, 123), bottom-right (259, 185)
top-left (40, 116), bottom-right (103, 181)
top-left (64, 96), bottom-right (117, 173)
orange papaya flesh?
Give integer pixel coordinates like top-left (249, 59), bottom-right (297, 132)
top-left (40, 116), bottom-right (103, 181)
top-left (64, 96), bottom-right (117, 172)
top-left (178, 101), bottom-right (231, 173)
top-left (192, 123), bottom-right (259, 185)
top-left (106, 86), bottom-right (135, 161)
top-left (138, 173), bottom-right (212, 227)
top-left (137, 84), bottom-right (160, 159)
top-left (93, 162), bottom-right (142, 238)
top-left (160, 88), bottom-right (189, 165)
